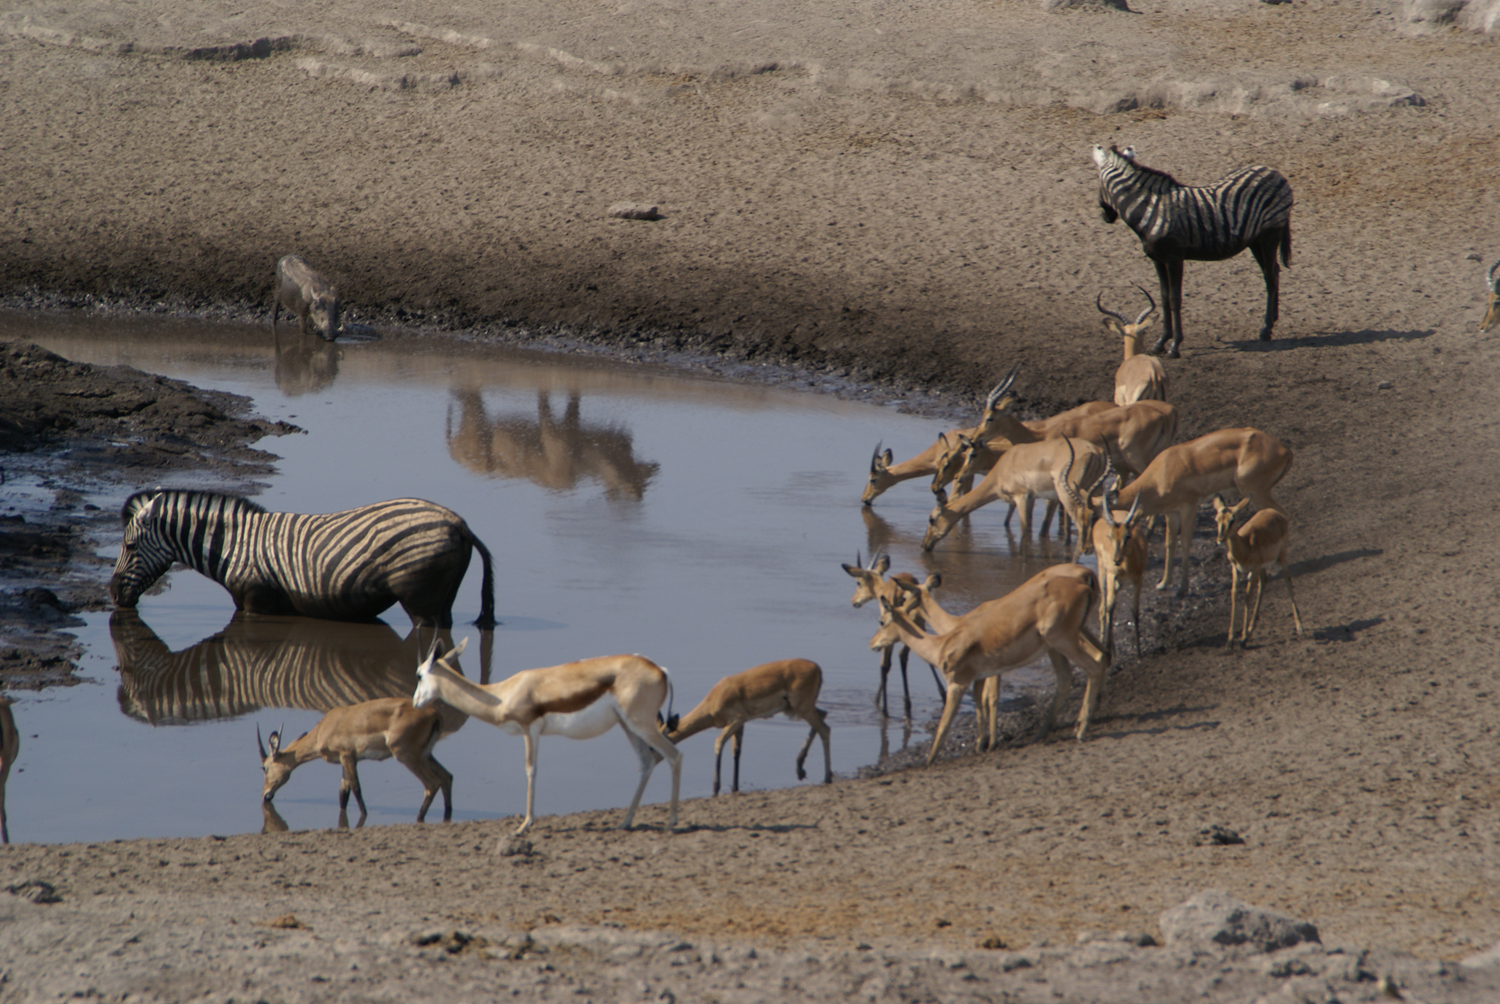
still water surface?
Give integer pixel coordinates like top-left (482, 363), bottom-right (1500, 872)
top-left (4, 314), bottom-right (1073, 844)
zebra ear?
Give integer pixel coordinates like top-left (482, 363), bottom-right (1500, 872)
top-left (121, 491), bottom-right (162, 525)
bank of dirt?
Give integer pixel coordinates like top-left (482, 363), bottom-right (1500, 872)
top-left (1, 0), bottom-right (1498, 1000)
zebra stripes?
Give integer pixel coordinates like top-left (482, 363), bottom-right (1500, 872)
top-left (1093, 144), bottom-right (1294, 357)
top-left (109, 490), bottom-right (496, 628)
top-left (111, 610), bottom-right (422, 725)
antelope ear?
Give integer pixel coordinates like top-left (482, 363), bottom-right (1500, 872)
top-left (924, 572), bottom-right (943, 591)
top-left (1211, 495), bottom-right (1227, 514)
top-left (1231, 498), bottom-right (1252, 516)
top-left (881, 448), bottom-right (893, 466)
top-left (267, 729), bottom-right (282, 757)
top-left (872, 554), bottom-right (891, 576)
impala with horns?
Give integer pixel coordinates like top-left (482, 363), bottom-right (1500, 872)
top-left (970, 368), bottom-right (1178, 480)
top-left (1091, 472), bottom-right (1149, 659)
top-left (412, 638), bottom-right (681, 834)
top-left (926, 381), bottom-right (1117, 506)
top-left (872, 563), bottom-right (1109, 764)
top-left (924, 437), bottom-right (1107, 558)
top-left (1482, 258), bottom-right (1499, 333)
top-left (259, 696), bottom-right (457, 826)
top-left (863, 368), bottom-right (1114, 506)
top-left (1213, 497), bottom-right (1304, 648)
top-left (663, 659), bottom-right (831, 795)
top-left (1114, 427), bottom-right (1293, 597)
top-left (1098, 286), bottom-right (1169, 406)
top-left (842, 553), bottom-right (946, 718)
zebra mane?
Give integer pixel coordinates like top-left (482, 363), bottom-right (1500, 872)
top-left (1106, 144), bottom-right (1182, 189)
top-left (120, 489), bottom-right (268, 524)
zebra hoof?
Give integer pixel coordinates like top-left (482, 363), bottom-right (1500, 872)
top-left (1259, 329), bottom-right (1274, 341)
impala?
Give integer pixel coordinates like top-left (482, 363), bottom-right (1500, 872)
top-left (876, 574), bottom-right (1057, 753)
top-left (1114, 427), bottom-right (1293, 596)
top-left (0, 696), bottom-right (16, 844)
top-left (864, 368), bottom-right (1114, 506)
top-left (1098, 286), bottom-right (1169, 406)
top-left (664, 658), bottom-right (831, 795)
top-left (842, 553), bottom-right (946, 718)
top-left (1213, 496), bottom-right (1304, 648)
top-left (259, 695), bottom-right (459, 825)
top-left (970, 368), bottom-right (1178, 479)
top-left (1091, 476), bottom-right (1149, 659)
top-left (1482, 258), bottom-right (1499, 333)
top-left (872, 564), bottom-right (1109, 764)
top-left (923, 437), bottom-right (1107, 558)
top-left (412, 638), bottom-right (681, 834)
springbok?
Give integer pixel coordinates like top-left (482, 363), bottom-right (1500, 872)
top-left (412, 638), bottom-right (681, 834)
top-left (1114, 427), bottom-right (1293, 597)
top-left (1098, 286), bottom-right (1169, 406)
top-left (1212, 496), bottom-right (1304, 648)
top-left (272, 255), bottom-right (341, 341)
top-left (1482, 258), bottom-right (1499, 333)
top-left (842, 553), bottom-right (946, 718)
top-left (0, 696), bottom-right (17, 844)
top-left (923, 437), bottom-right (1107, 558)
top-left (259, 697), bottom-right (457, 826)
top-left (970, 368), bottom-right (1178, 479)
top-left (664, 659), bottom-right (831, 795)
top-left (872, 563), bottom-right (1108, 764)
top-left (1091, 475), bottom-right (1149, 659)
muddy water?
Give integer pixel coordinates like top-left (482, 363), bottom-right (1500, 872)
top-left (4, 314), bottom-right (1079, 844)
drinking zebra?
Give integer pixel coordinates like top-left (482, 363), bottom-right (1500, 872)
top-left (110, 490), bottom-right (496, 629)
top-left (1093, 144), bottom-right (1294, 358)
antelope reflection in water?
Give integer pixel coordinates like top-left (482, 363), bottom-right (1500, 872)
top-left (446, 388), bottom-right (660, 501)
top-left (109, 610), bottom-right (487, 830)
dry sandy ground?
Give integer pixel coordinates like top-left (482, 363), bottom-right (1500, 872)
top-left (2, 0), bottom-right (1499, 1000)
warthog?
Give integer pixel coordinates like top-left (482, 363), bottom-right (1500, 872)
top-left (272, 255), bottom-right (341, 341)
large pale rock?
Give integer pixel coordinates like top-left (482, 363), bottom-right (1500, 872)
top-left (1158, 891), bottom-right (1320, 954)
top-left (1401, 0), bottom-right (1500, 32)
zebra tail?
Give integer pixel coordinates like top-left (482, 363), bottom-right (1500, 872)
top-left (470, 531), bottom-right (497, 630)
top-left (1280, 225), bottom-right (1292, 268)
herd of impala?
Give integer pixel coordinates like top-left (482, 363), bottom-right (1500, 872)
top-left (244, 262), bottom-right (1495, 837)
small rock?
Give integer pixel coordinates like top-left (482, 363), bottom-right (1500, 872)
top-left (1377, 380), bottom-right (1394, 390)
top-left (608, 202), bottom-right (663, 221)
top-left (5, 880), bottom-right (61, 904)
top-left (263, 913), bottom-right (308, 930)
top-left (1196, 824), bottom-right (1246, 846)
top-left (496, 835), bottom-right (534, 857)
top-left (978, 934), bottom-right (1007, 950)
top-left (1460, 941), bottom-right (1500, 968)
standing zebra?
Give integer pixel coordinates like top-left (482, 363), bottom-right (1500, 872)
top-left (1093, 144), bottom-right (1294, 358)
top-left (110, 490), bottom-right (496, 629)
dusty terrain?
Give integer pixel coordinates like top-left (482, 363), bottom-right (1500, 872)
top-left (1, 0), bottom-right (1499, 1000)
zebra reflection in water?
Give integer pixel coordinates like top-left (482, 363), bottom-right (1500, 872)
top-left (109, 609), bottom-right (481, 725)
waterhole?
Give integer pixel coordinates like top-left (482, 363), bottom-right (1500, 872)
top-left (3, 313), bottom-right (1080, 843)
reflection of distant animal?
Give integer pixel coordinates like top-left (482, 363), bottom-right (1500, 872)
top-left (0, 695), bottom-right (17, 844)
top-left (109, 608), bottom-right (447, 725)
top-left (272, 255), bottom-right (341, 341)
top-left (109, 490), bottom-right (496, 628)
top-left (259, 698), bottom-right (455, 825)
top-left (446, 389), bottom-right (660, 501)
top-left (272, 326), bottom-right (340, 396)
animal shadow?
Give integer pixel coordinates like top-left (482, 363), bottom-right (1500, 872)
top-left (1311, 617), bottom-right (1384, 643)
top-left (1230, 329), bottom-right (1434, 352)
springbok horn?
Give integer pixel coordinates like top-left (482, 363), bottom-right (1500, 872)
top-left (1131, 283), bottom-right (1159, 326)
top-left (1125, 488), bottom-right (1143, 526)
top-left (257, 723), bottom-right (268, 760)
top-left (1096, 292), bottom-right (1129, 325)
top-left (869, 441), bottom-right (886, 474)
top-left (1059, 438), bottom-right (1087, 516)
